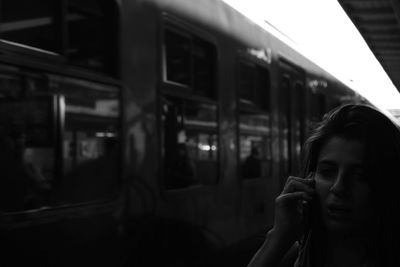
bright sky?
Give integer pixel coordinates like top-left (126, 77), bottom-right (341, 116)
top-left (222, 0), bottom-right (400, 111)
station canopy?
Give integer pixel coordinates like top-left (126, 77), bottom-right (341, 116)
top-left (338, 0), bottom-right (400, 92)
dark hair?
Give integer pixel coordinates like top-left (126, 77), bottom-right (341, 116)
top-left (303, 104), bottom-right (400, 176)
top-left (302, 104), bottom-right (400, 265)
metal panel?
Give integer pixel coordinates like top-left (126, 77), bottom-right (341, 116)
top-left (338, 0), bottom-right (400, 91)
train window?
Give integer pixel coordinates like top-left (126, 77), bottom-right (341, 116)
top-left (0, 0), bottom-right (118, 75)
top-left (66, 0), bottom-right (117, 73)
top-left (164, 28), bottom-right (217, 99)
top-left (237, 60), bottom-right (271, 179)
top-left (0, 91), bottom-right (57, 212)
top-left (238, 61), bottom-right (270, 111)
top-left (0, 0), bottom-right (58, 52)
top-left (162, 96), bottom-right (218, 189)
top-left (0, 70), bottom-right (121, 212)
top-left (0, 72), bottom-right (24, 97)
top-left (164, 30), bottom-right (191, 86)
top-left (53, 76), bottom-right (120, 204)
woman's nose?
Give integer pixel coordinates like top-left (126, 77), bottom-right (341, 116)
top-left (329, 171), bottom-right (349, 197)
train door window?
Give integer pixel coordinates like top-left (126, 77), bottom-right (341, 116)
top-left (163, 28), bottom-right (217, 99)
top-left (162, 96), bottom-right (218, 189)
top-left (238, 60), bottom-right (271, 179)
top-left (0, 0), bottom-right (58, 52)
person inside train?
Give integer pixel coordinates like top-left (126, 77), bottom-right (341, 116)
top-left (246, 104), bottom-right (400, 267)
top-left (0, 133), bottom-right (51, 211)
top-left (242, 146), bottom-right (262, 179)
top-left (166, 143), bottom-right (197, 189)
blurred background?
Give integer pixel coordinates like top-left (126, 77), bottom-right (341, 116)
top-left (1, 1), bottom-right (399, 266)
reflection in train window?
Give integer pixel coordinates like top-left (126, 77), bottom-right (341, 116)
top-left (162, 96), bottom-right (218, 189)
top-left (164, 28), bottom-right (217, 98)
top-left (0, 72), bottom-right (121, 212)
top-left (55, 76), bottom-right (120, 204)
top-left (0, 94), bottom-right (56, 212)
top-left (238, 60), bottom-right (271, 179)
top-left (0, 72), bottom-right (24, 97)
top-left (239, 112), bottom-right (271, 179)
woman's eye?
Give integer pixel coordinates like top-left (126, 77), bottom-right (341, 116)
top-left (316, 168), bottom-right (336, 178)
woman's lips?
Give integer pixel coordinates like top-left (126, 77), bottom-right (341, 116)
top-left (326, 204), bottom-right (351, 219)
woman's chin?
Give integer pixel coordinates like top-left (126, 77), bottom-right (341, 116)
top-left (324, 217), bottom-right (354, 235)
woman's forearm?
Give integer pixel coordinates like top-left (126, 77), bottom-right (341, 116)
top-left (247, 229), bottom-right (295, 267)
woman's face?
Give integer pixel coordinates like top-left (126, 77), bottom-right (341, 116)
top-left (314, 136), bottom-right (374, 235)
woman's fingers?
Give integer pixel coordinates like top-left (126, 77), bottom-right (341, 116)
top-left (271, 176), bottom-right (316, 243)
top-left (277, 191), bottom-right (313, 204)
top-left (282, 176), bottom-right (315, 195)
top-left (273, 191), bottom-right (312, 238)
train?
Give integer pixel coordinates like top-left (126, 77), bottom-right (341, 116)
top-left (0, 0), bottom-right (366, 266)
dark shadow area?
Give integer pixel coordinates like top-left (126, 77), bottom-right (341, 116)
top-left (124, 216), bottom-right (213, 267)
top-left (123, 215), bottom-right (266, 267)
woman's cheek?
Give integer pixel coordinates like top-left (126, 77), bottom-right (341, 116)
top-left (314, 176), bottom-right (331, 200)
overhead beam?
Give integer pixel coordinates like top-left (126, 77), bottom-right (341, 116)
top-left (390, 0), bottom-right (400, 30)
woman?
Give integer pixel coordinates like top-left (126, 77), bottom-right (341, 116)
top-left (247, 104), bottom-right (400, 267)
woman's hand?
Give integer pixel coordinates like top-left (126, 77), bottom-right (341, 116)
top-left (272, 175), bottom-right (315, 243)
top-left (247, 176), bottom-right (315, 267)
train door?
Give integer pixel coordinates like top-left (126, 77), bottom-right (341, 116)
top-left (237, 58), bottom-right (272, 180)
top-left (161, 22), bottom-right (218, 189)
top-left (279, 60), bottom-right (305, 185)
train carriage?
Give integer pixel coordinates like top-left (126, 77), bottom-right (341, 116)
top-left (0, 0), bottom-right (365, 266)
